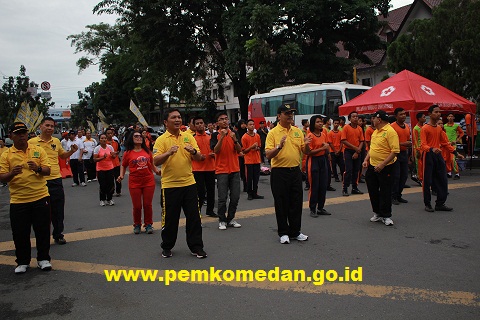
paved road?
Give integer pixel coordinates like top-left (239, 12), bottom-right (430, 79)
top-left (1, 170), bottom-right (479, 319)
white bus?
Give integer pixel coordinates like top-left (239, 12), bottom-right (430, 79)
top-left (247, 82), bottom-right (370, 128)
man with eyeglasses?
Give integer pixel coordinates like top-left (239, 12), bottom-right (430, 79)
top-left (210, 112), bottom-right (243, 230)
top-left (265, 104), bottom-right (310, 244)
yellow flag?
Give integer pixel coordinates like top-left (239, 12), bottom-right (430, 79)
top-left (32, 113), bottom-right (44, 131)
top-left (14, 101), bottom-right (29, 124)
top-left (129, 100), bottom-right (149, 127)
top-left (97, 110), bottom-right (109, 129)
top-left (28, 106), bottom-right (39, 130)
top-left (87, 120), bottom-right (96, 133)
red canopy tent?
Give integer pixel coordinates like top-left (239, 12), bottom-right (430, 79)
top-left (339, 70), bottom-right (476, 116)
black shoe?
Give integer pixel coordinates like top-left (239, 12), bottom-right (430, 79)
top-left (435, 204), bottom-right (453, 211)
top-left (247, 194), bottom-right (253, 200)
top-left (453, 174), bottom-right (460, 180)
top-left (412, 176), bottom-right (422, 186)
top-left (327, 186), bottom-right (336, 191)
top-left (342, 190), bottom-right (349, 196)
top-left (358, 179), bottom-right (365, 183)
top-left (398, 197), bottom-right (408, 203)
top-left (425, 205), bottom-right (434, 212)
top-left (335, 178), bottom-right (341, 182)
top-left (162, 249), bottom-right (173, 258)
top-left (310, 211), bottom-right (319, 218)
top-left (54, 238), bottom-right (67, 245)
top-left (403, 184), bottom-right (410, 188)
top-left (447, 173), bottom-right (452, 178)
top-left (392, 198), bottom-right (400, 205)
top-left (252, 194), bottom-right (264, 199)
top-left (351, 188), bottom-right (363, 195)
top-left (206, 212), bottom-right (218, 218)
top-left (317, 208), bottom-right (332, 215)
top-left (191, 249), bottom-right (207, 259)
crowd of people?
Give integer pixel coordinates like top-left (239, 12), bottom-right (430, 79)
top-left (0, 105), bottom-right (477, 273)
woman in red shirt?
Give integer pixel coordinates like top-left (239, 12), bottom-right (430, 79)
top-left (94, 134), bottom-right (117, 206)
top-left (118, 132), bottom-right (160, 234)
top-left (305, 115), bottom-right (331, 217)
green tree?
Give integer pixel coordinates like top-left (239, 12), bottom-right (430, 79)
top-left (387, 0), bottom-right (480, 103)
top-left (0, 65), bottom-right (53, 130)
top-left (93, 0), bottom-right (388, 120)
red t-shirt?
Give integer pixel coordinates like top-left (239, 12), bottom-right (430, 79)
top-left (327, 129), bottom-right (344, 152)
top-left (364, 126), bottom-right (375, 151)
top-left (210, 130), bottom-right (240, 174)
top-left (241, 132), bottom-right (261, 164)
top-left (121, 149), bottom-right (155, 188)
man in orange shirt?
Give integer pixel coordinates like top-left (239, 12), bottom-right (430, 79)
top-left (341, 112), bottom-right (364, 196)
top-left (391, 108), bottom-right (412, 205)
top-left (192, 116), bottom-right (217, 217)
top-left (242, 119), bottom-right (264, 200)
top-left (421, 105), bottom-right (462, 212)
top-left (327, 118), bottom-right (345, 182)
top-left (210, 112), bottom-right (243, 230)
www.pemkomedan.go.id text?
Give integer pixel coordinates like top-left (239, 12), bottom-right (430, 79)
top-left (104, 266), bottom-right (363, 286)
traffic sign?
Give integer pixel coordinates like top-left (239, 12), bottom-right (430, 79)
top-left (41, 81), bottom-right (50, 91)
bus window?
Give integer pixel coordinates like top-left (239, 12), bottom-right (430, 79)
top-left (345, 88), bottom-right (368, 101)
top-left (314, 90), bottom-right (326, 114)
top-left (266, 96), bottom-right (282, 117)
top-left (297, 92), bottom-right (315, 115)
top-left (326, 90), bottom-right (342, 117)
top-left (283, 94), bottom-right (296, 103)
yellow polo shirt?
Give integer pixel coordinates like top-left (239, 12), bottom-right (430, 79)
top-left (29, 136), bottom-right (67, 180)
top-left (369, 124), bottom-right (400, 167)
top-left (0, 145), bottom-right (51, 204)
top-left (153, 131), bottom-right (200, 188)
top-left (265, 123), bottom-right (305, 168)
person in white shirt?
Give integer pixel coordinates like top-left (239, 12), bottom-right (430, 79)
top-left (66, 130), bottom-right (86, 187)
top-left (77, 129), bottom-right (87, 142)
top-left (83, 130), bottom-right (98, 182)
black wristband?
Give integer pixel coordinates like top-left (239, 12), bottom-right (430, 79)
top-left (192, 149), bottom-right (197, 155)
top-left (36, 166), bottom-right (42, 173)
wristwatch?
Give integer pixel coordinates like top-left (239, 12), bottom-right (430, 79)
top-left (276, 144), bottom-right (282, 150)
top-left (36, 166), bottom-right (42, 173)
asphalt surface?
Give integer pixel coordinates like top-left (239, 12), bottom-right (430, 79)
top-left (0, 168), bottom-right (479, 319)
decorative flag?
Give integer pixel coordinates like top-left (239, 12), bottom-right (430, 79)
top-left (129, 100), bottom-right (148, 127)
top-left (97, 109), bottom-right (109, 129)
top-left (87, 120), bottom-right (96, 133)
top-left (14, 101), bottom-right (29, 124)
top-left (32, 113), bottom-right (44, 131)
top-left (28, 106), bottom-right (40, 129)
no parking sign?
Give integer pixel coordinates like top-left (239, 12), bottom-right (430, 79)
top-left (41, 81), bottom-right (50, 91)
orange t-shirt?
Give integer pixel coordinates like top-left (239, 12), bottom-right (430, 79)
top-left (327, 129), bottom-right (344, 153)
top-left (465, 114), bottom-right (478, 136)
top-left (192, 132), bottom-right (216, 172)
top-left (341, 124), bottom-right (364, 149)
top-left (307, 131), bottom-right (328, 156)
top-left (94, 145), bottom-right (115, 171)
top-left (391, 122), bottom-right (411, 151)
top-left (241, 132), bottom-right (261, 164)
top-left (420, 124), bottom-right (454, 153)
top-left (364, 126), bottom-right (375, 151)
top-left (210, 130), bottom-right (240, 174)
top-left (106, 139), bottom-right (120, 167)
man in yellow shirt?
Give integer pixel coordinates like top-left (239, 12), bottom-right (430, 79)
top-left (362, 111), bottom-right (400, 226)
top-left (266, 103), bottom-right (310, 244)
top-left (0, 122), bottom-right (52, 273)
top-left (29, 117), bottom-right (78, 245)
top-left (153, 108), bottom-right (206, 259)
top-left (0, 138), bottom-right (7, 187)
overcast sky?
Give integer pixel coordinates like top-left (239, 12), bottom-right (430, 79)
top-left (0, 0), bottom-right (413, 109)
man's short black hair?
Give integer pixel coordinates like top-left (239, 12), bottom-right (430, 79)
top-left (348, 112), bottom-right (357, 120)
top-left (163, 108), bottom-right (181, 121)
top-left (428, 104), bottom-right (439, 114)
top-left (394, 108), bottom-right (405, 115)
top-left (41, 116), bottom-right (56, 124)
top-left (416, 112), bottom-right (425, 120)
top-left (193, 116), bottom-right (204, 125)
top-left (301, 119), bottom-right (309, 126)
top-left (215, 111), bottom-right (228, 121)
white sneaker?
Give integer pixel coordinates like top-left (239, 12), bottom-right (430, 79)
top-left (370, 214), bottom-right (383, 222)
top-left (280, 235), bottom-right (290, 244)
top-left (37, 260), bottom-right (52, 271)
top-left (15, 264), bottom-right (29, 274)
top-left (218, 222), bottom-right (227, 230)
top-left (92, 178), bottom-right (98, 181)
top-left (294, 233), bottom-right (309, 241)
top-left (81, 182), bottom-right (87, 187)
top-left (227, 220), bottom-right (241, 228)
top-left (107, 200), bottom-right (115, 206)
top-left (72, 183), bottom-right (78, 187)
top-left (87, 180), bottom-right (92, 183)
top-left (383, 217), bottom-right (394, 226)
top-left (100, 200), bottom-right (106, 206)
